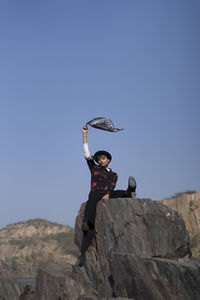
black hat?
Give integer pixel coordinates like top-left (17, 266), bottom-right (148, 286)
top-left (93, 150), bottom-right (112, 163)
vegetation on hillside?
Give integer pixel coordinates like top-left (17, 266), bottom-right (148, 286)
top-left (0, 218), bottom-right (78, 267)
top-left (5, 218), bottom-right (69, 229)
top-left (9, 230), bottom-right (78, 255)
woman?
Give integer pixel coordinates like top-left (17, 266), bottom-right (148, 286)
top-left (79, 124), bottom-right (136, 266)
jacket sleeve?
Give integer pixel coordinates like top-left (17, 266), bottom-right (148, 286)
top-left (107, 172), bottom-right (118, 191)
top-left (86, 158), bottom-right (96, 172)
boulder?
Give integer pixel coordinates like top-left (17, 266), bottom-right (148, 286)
top-left (76, 198), bottom-right (190, 258)
top-left (19, 284), bottom-right (34, 300)
top-left (0, 276), bottom-right (21, 300)
top-left (161, 192), bottom-right (200, 258)
top-left (110, 253), bottom-right (200, 300)
top-left (35, 261), bottom-right (97, 300)
top-left (161, 192), bottom-right (200, 236)
top-left (35, 196), bottom-right (200, 299)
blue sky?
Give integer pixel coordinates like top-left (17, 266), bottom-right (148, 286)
top-left (0, 0), bottom-right (200, 228)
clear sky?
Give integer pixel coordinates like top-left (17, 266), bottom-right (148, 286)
top-left (0, 0), bottom-right (200, 229)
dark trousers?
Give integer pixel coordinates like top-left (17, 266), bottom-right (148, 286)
top-left (81, 189), bottom-right (126, 254)
top-left (83, 190), bottom-right (126, 228)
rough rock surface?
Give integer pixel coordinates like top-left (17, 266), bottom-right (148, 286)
top-left (76, 198), bottom-right (190, 258)
top-left (161, 192), bottom-right (200, 258)
top-left (0, 275), bottom-right (35, 300)
top-left (35, 197), bottom-right (200, 299)
top-left (35, 262), bottom-right (97, 300)
top-left (19, 284), bottom-right (34, 300)
top-left (110, 253), bottom-right (200, 299)
top-left (0, 276), bottom-right (21, 300)
top-left (161, 192), bottom-right (200, 236)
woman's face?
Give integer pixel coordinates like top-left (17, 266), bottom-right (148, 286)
top-left (97, 155), bottom-right (110, 167)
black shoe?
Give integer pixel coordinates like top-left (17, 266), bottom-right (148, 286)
top-left (81, 220), bottom-right (89, 233)
top-left (126, 176), bottom-right (136, 197)
top-left (79, 253), bottom-right (86, 267)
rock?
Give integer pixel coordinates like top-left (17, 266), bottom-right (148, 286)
top-left (75, 198), bottom-right (192, 297)
top-left (161, 192), bottom-right (200, 258)
top-left (35, 262), bottom-right (97, 300)
top-left (0, 275), bottom-right (35, 300)
top-left (76, 198), bottom-right (190, 258)
top-left (19, 284), bottom-right (34, 300)
top-left (35, 196), bottom-right (200, 299)
top-left (161, 192), bottom-right (200, 236)
top-left (78, 297), bottom-right (133, 300)
top-left (0, 276), bottom-right (21, 300)
top-left (110, 253), bottom-right (200, 300)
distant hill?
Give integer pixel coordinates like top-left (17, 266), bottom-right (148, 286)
top-left (0, 218), bottom-right (78, 277)
top-left (160, 191), bottom-right (200, 259)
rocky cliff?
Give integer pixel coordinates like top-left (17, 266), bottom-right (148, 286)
top-left (35, 196), bottom-right (200, 300)
top-left (161, 191), bottom-right (200, 258)
top-left (0, 219), bottom-right (77, 278)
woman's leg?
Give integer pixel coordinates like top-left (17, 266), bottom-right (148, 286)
top-left (83, 191), bottom-right (102, 228)
top-left (109, 190), bottom-right (127, 198)
top-left (109, 176), bottom-right (136, 198)
top-left (80, 230), bottom-right (96, 254)
top-left (80, 192), bottom-right (101, 266)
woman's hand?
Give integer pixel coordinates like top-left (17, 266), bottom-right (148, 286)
top-left (102, 194), bottom-right (109, 200)
top-left (82, 124), bottom-right (88, 135)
